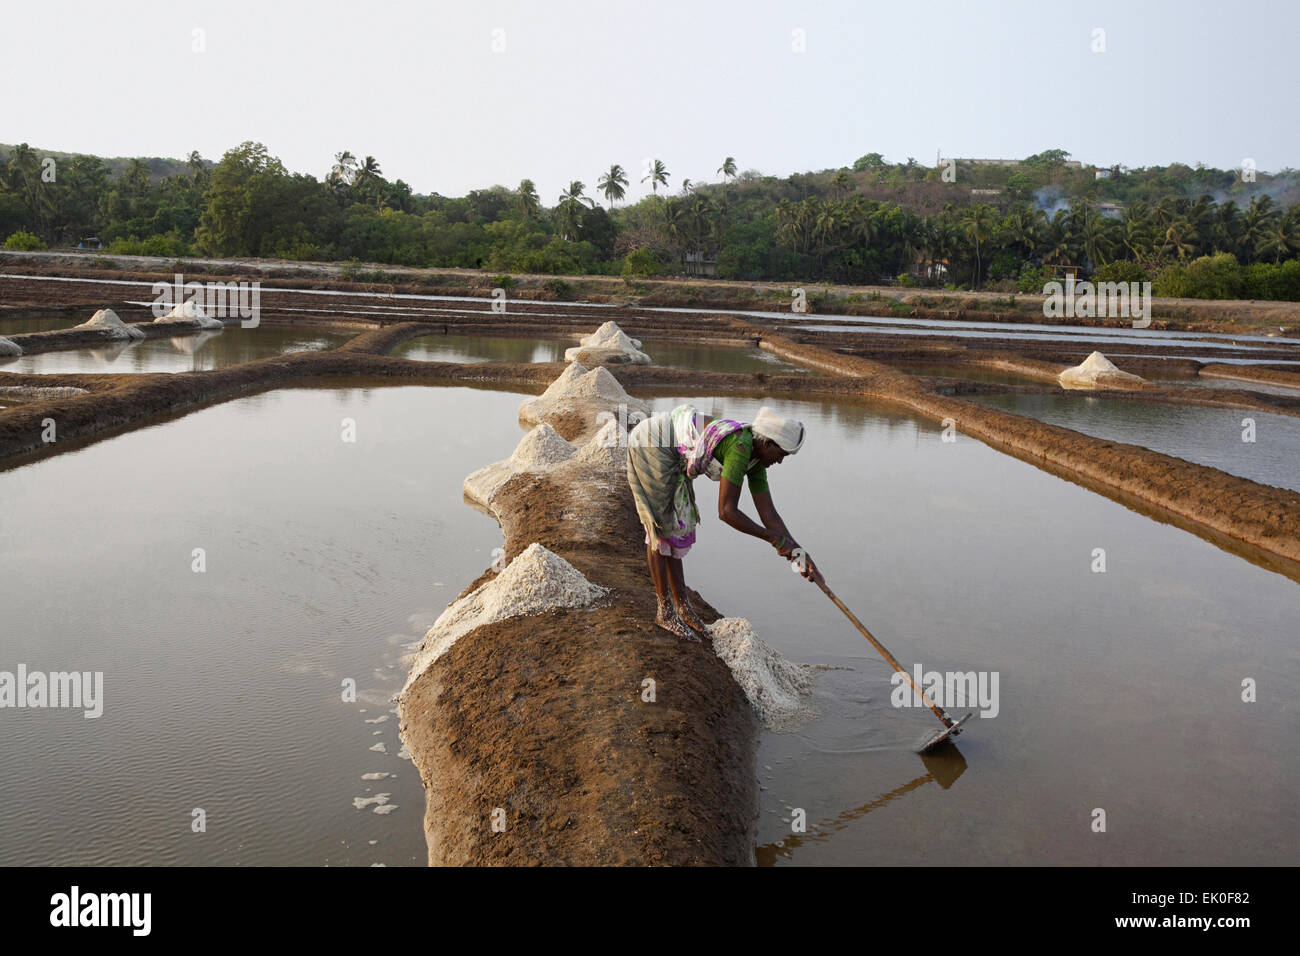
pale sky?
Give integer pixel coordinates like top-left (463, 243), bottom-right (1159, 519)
top-left (4, 0), bottom-right (1296, 204)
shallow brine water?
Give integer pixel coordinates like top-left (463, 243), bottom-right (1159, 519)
top-left (0, 385), bottom-right (527, 865)
top-left (961, 392), bottom-right (1300, 493)
top-left (391, 333), bottom-right (820, 375)
top-left (0, 325), bottom-right (354, 374)
top-left (644, 394), bottom-right (1299, 865)
top-left (2, 383), bottom-right (1296, 867)
top-left (0, 314), bottom-right (85, 335)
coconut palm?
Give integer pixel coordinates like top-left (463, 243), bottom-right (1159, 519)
top-left (516, 179), bottom-right (540, 220)
top-left (1257, 217), bottom-right (1300, 263)
top-left (555, 180), bottom-right (593, 240)
top-left (1161, 219), bottom-right (1199, 260)
top-left (1240, 196), bottom-right (1279, 263)
top-left (962, 203), bottom-right (997, 288)
top-left (642, 159), bottom-right (670, 197)
top-left (717, 156), bottom-right (737, 203)
top-left (831, 170), bottom-right (855, 200)
top-left (331, 150), bottom-right (357, 186)
top-left (596, 164), bottom-right (628, 209)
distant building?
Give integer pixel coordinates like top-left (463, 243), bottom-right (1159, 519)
top-left (683, 250), bottom-right (717, 277)
top-left (971, 188), bottom-right (1003, 198)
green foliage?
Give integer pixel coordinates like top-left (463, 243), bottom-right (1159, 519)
top-left (1016, 264), bottom-right (1050, 293)
top-left (541, 278), bottom-right (574, 299)
top-left (492, 274), bottom-right (516, 289)
top-left (3, 229), bottom-right (47, 250)
top-left (106, 233), bottom-right (192, 257)
top-left (1094, 260), bottom-right (1149, 284)
top-left (852, 153), bottom-right (885, 171)
top-left (1154, 253), bottom-right (1242, 299)
top-left (621, 248), bottom-right (660, 277)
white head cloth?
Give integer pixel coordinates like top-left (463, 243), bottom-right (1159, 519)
top-left (751, 407), bottom-right (805, 453)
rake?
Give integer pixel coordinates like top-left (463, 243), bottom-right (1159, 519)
top-left (815, 577), bottom-right (974, 753)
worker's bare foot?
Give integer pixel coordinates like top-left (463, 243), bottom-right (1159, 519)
top-left (656, 606), bottom-right (700, 642)
top-left (677, 603), bottom-right (711, 639)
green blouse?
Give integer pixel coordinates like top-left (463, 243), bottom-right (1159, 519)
top-left (712, 426), bottom-right (770, 494)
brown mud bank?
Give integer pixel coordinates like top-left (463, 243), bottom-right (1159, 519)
top-left (397, 402), bottom-right (762, 864)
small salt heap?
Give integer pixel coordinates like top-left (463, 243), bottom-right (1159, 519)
top-left (1058, 351), bottom-right (1147, 390)
top-left (707, 617), bottom-right (817, 731)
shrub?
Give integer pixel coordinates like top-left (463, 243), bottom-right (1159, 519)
top-left (3, 229), bottom-right (47, 251)
top-left (542, 278), bottom-right (574, 299)
top-left (621, 249), bottom-right (659, 277)
top-left (1094, 260), bottom-right (1149, 285)
top-left (492, 274), bottom-right (516, 289)
top-left (1016, 264), bottom-right (1049, 294)
top-left (1156, 253), bottom-right (1241, 299)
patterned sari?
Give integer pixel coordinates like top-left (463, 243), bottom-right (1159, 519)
top-left (626, 404), bottom-right (746, 557)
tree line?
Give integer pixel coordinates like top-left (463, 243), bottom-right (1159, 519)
top-left (2, 141), bottom-right (1298, 300)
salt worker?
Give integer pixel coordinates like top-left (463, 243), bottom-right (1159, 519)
top-left (626, 404), bottom-right (821, 641)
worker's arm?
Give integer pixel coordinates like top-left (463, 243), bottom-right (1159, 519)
top-left (718, 482), bottom-right (821, 581)
top-left (717, 477), bottom-right (776, 542)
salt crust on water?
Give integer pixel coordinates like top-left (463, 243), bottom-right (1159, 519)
top-left (1058, 350), bottom-right (1146, 390)
top-left (154, 298), bottom-right (226, 330)
top-left (563, 320), bottom-right (651, 365)
top-left (0, 336), bottom-right (21, 357)
top-left (74, 308), bottom-right (146, 340)
top-left (401, 543), bottom-right (607, 693)
top-left (707, 617), bottom-right (817, 732)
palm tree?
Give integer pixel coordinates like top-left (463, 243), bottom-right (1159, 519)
top-left (356, 155), bottom-right (382, 185)
top-left (717, 156), bottom-right (737, 204)
top-left (555, 181), bottom-right (593, 240)
top-left (596, 164), bottom-right (628, 209)
top-left (1162, 219), bottom-right (1199, 260)
top-left (331, 150), bottom-right (357, 187)
top-left (642, 159), bottom-right (670, 197)
top-left (1257, 217), bottom-right (1300, 263)
top-left (963, 204), bottom-right (997, 288)
top-left (516, 179), bottom-right (540, 220)
top-left (831, 170), bottom-right (855, 200)
top-left (1240, 196), bottom-right (1279, 264)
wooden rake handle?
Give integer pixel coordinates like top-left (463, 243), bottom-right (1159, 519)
top-left (816, 578), bottom-right (954, 728)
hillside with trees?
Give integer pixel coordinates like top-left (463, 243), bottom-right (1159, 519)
top-left (2, 141), bottom-right (1297, 301)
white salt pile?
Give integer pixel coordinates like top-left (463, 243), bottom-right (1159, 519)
top-left (73, 308), bottom-right (146, 340)
top-left (1058, 351), bottom-right (1147, 390)
top-left (0, 385), bottom-right (90, 402)
top-left (564, 320), bottom-right (652, 366)
top-left (518, 361), bottom-right (648, 440)
top-left (0, 336), bottom-right (21, 357)
top-left (707, 617), bottom-right (818, 732)
top-left (154, 298), bottom-right (225, 330)
top-left (463, 423), bottom-right (576, 508)
top-left (401, 543), bottom-right (608, 693)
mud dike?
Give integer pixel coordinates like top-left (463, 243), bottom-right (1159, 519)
top-left (398, 351), bottom-right (769, 866)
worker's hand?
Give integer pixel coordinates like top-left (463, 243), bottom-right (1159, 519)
top-left (789, 547), bottom-right (822, 583)
top-left (774, 535), bottom-right (799, 559)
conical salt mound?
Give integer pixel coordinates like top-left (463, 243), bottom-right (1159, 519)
top-left (519, 362), bottom-right (648, 440)
top-left (707, 618), bottom-right (817, 731)
top-left (1058, 351), bottom-right (1147, 390)
top-left (463, 423), bottom-right (576, 507)
top-left (74, 308), bottom-right (146, 340)
top-left (155, 298), bottom-right (225, 330)
top-left (0, 336), bottom-right (21, 357)
top-left (564, 321), bottom-right (652, 366)
top-left (401, 543), bottom-right (607, 690)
